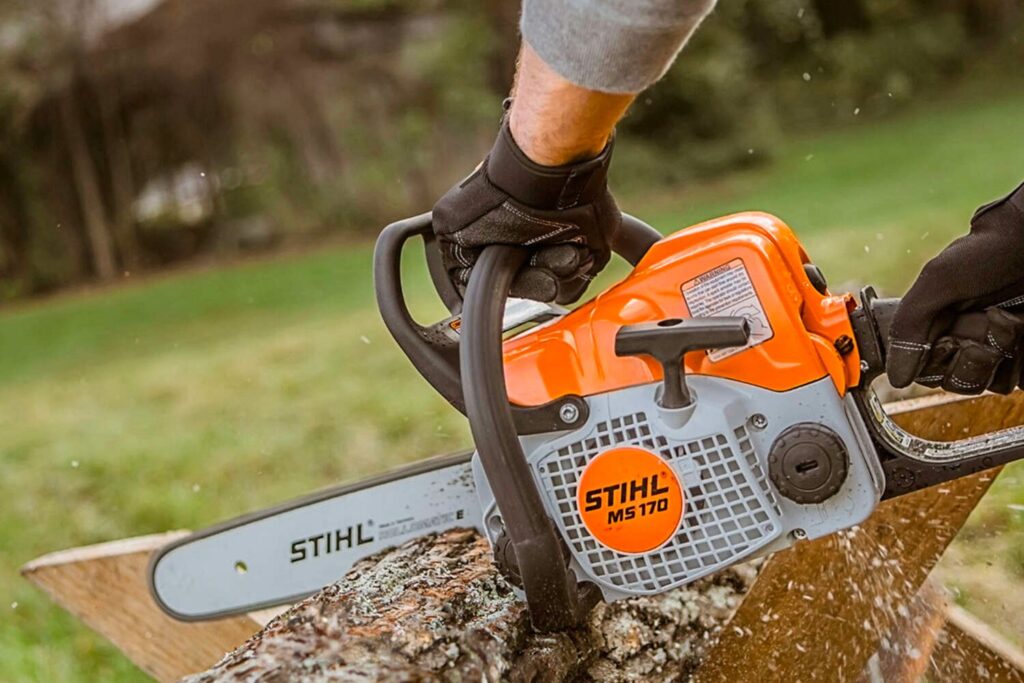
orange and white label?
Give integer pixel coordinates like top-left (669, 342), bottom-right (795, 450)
top-left (577, 447), bottom-right (684, 554)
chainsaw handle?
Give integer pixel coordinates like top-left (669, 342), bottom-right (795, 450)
top-left (378, 211), bottom-right (658, 312)
top-left (374, 211), bottom-right (662, 416)
top-left (850, 288), bottom-right (1024, 498)
top-left (375, 211), bottom-right (462, 315)
top-left (374, 212), bottom-right (465, 412)
top-left (849, 287), bottom-right (900, 385)
top-left (461, 245), bottom-right (596, 631)
top-left (613, 213), bottom-right (663, 266)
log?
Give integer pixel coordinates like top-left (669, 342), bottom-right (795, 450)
top-left (181, 528), bottom-right (760, 682)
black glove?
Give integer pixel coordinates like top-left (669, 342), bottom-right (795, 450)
top-left (887, 181), bottom-right (1024, 394)
top-left (431, 117), bottom-right (620, 305)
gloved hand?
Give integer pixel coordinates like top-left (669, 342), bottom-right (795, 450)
top-left (887, 181), bottom-right (1024, 394)
top-left (431, 116), bottom-right (621, 305)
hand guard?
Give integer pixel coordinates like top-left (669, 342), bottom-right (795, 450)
top-left (431, 118), bottom-right (621, 305)
top-left (887, 181), bottom-right (1024, 394)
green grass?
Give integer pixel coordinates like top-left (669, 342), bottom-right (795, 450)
top-left (3, 87), bottom-right (1024, 681)
top-left (629, 90), bottom-right (1024, 294)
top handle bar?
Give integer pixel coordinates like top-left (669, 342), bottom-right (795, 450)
top-left (373, 212), bottom-right (662, 414)
top-left (373, 211), bottom-right (661, 630)
top-left (455, 216), bottom-right (661, 631)
top-left (373, 213), bottom-right (464, 411)
top-left (612, 213), bottom-right (663, 267)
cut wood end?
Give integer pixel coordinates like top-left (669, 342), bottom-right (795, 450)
top-left (946, 605), bottom-right (1024, 674)
top-left (20, 530), bottom-right (190, 578)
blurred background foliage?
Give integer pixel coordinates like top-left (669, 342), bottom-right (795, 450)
top-left (0, 0), bottom-right (1021, 300)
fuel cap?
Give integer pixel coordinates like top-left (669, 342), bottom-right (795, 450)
top-left (768, 423), bottom-right (849, 504)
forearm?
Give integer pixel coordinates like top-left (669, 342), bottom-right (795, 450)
top-left (430, 0), bottom-right (716, 304)
top-left (509, 44), bottom-right (634, 166)
top-left (509, 0), bottom-right (717, 166)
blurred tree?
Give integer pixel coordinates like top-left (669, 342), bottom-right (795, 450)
top-left (960, 0), bottom-right (1021, 35)
top-left (813, 0), bottom-right (870, 36)
top-left (481, 0), bottom-right (519, 93)
top-left (0, 0), bottom-right (1018, 299)
top-left (38, 0), bottom-right (119, 280)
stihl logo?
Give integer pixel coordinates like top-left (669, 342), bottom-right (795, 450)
top-left (583, 475), bottom-right (671, 513)
top-left (289, 523), bottom-right (374, 563)
top-left (577, 447), bottom-right (684, 554)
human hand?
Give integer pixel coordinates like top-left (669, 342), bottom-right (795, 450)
top-left (887, 181), bottom-right (1024, 394)
top-left (431, 117), bottom-right (621, 304)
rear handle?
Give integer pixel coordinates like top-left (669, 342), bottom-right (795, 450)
top-left (850, 287), bottom-right (1024, 498)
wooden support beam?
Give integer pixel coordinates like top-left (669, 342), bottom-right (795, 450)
top-left (694, 392), bottom-right (1024, 683)
top-left (20, 532), bottom-right (269, 683)
top-left (929, 605), bottom-right (1024, 682)
top-left (861, 580), bottom-right (1024, 683)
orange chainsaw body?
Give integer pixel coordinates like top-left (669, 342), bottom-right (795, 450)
top-left (503, 212), bottom-right (862, 407)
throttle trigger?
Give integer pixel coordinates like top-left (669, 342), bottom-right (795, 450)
top-left (615, 317), bottom-right (750, 409)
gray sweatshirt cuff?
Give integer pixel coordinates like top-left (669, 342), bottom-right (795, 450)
top-left (521, 0), bottom-right (717, 94)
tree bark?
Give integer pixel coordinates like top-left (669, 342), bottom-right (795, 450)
top-left (182, 528), bottom-right (759, 683)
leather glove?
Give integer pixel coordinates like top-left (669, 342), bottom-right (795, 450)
top-left (431, 116), bottom-right (621, 305)
top-left (887, 180), bottom-right (1024, 394)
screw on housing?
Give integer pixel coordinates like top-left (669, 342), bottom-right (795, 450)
top-left (559, 403), bottom-right (580, 425)
top-left (750, 414), bottom-right (768, 430)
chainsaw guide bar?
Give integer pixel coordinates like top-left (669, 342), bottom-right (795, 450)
top-left (149, 453), bottom-right (477, 620)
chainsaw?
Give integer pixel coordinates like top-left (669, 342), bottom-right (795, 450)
top-left (150, 211), bottom-right (1024, 631)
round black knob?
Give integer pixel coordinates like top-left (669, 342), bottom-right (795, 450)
top-left (768, 424), bottom-right (849, 504)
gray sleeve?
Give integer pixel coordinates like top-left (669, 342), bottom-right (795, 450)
top-left (520, 0), bottom-right (717, 94)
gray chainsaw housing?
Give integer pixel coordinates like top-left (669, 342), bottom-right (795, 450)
top-left (473, 376), bottom-right (883, 602)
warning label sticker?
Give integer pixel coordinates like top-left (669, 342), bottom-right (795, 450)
top-left (681, 258), bottom-right (773, 362)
